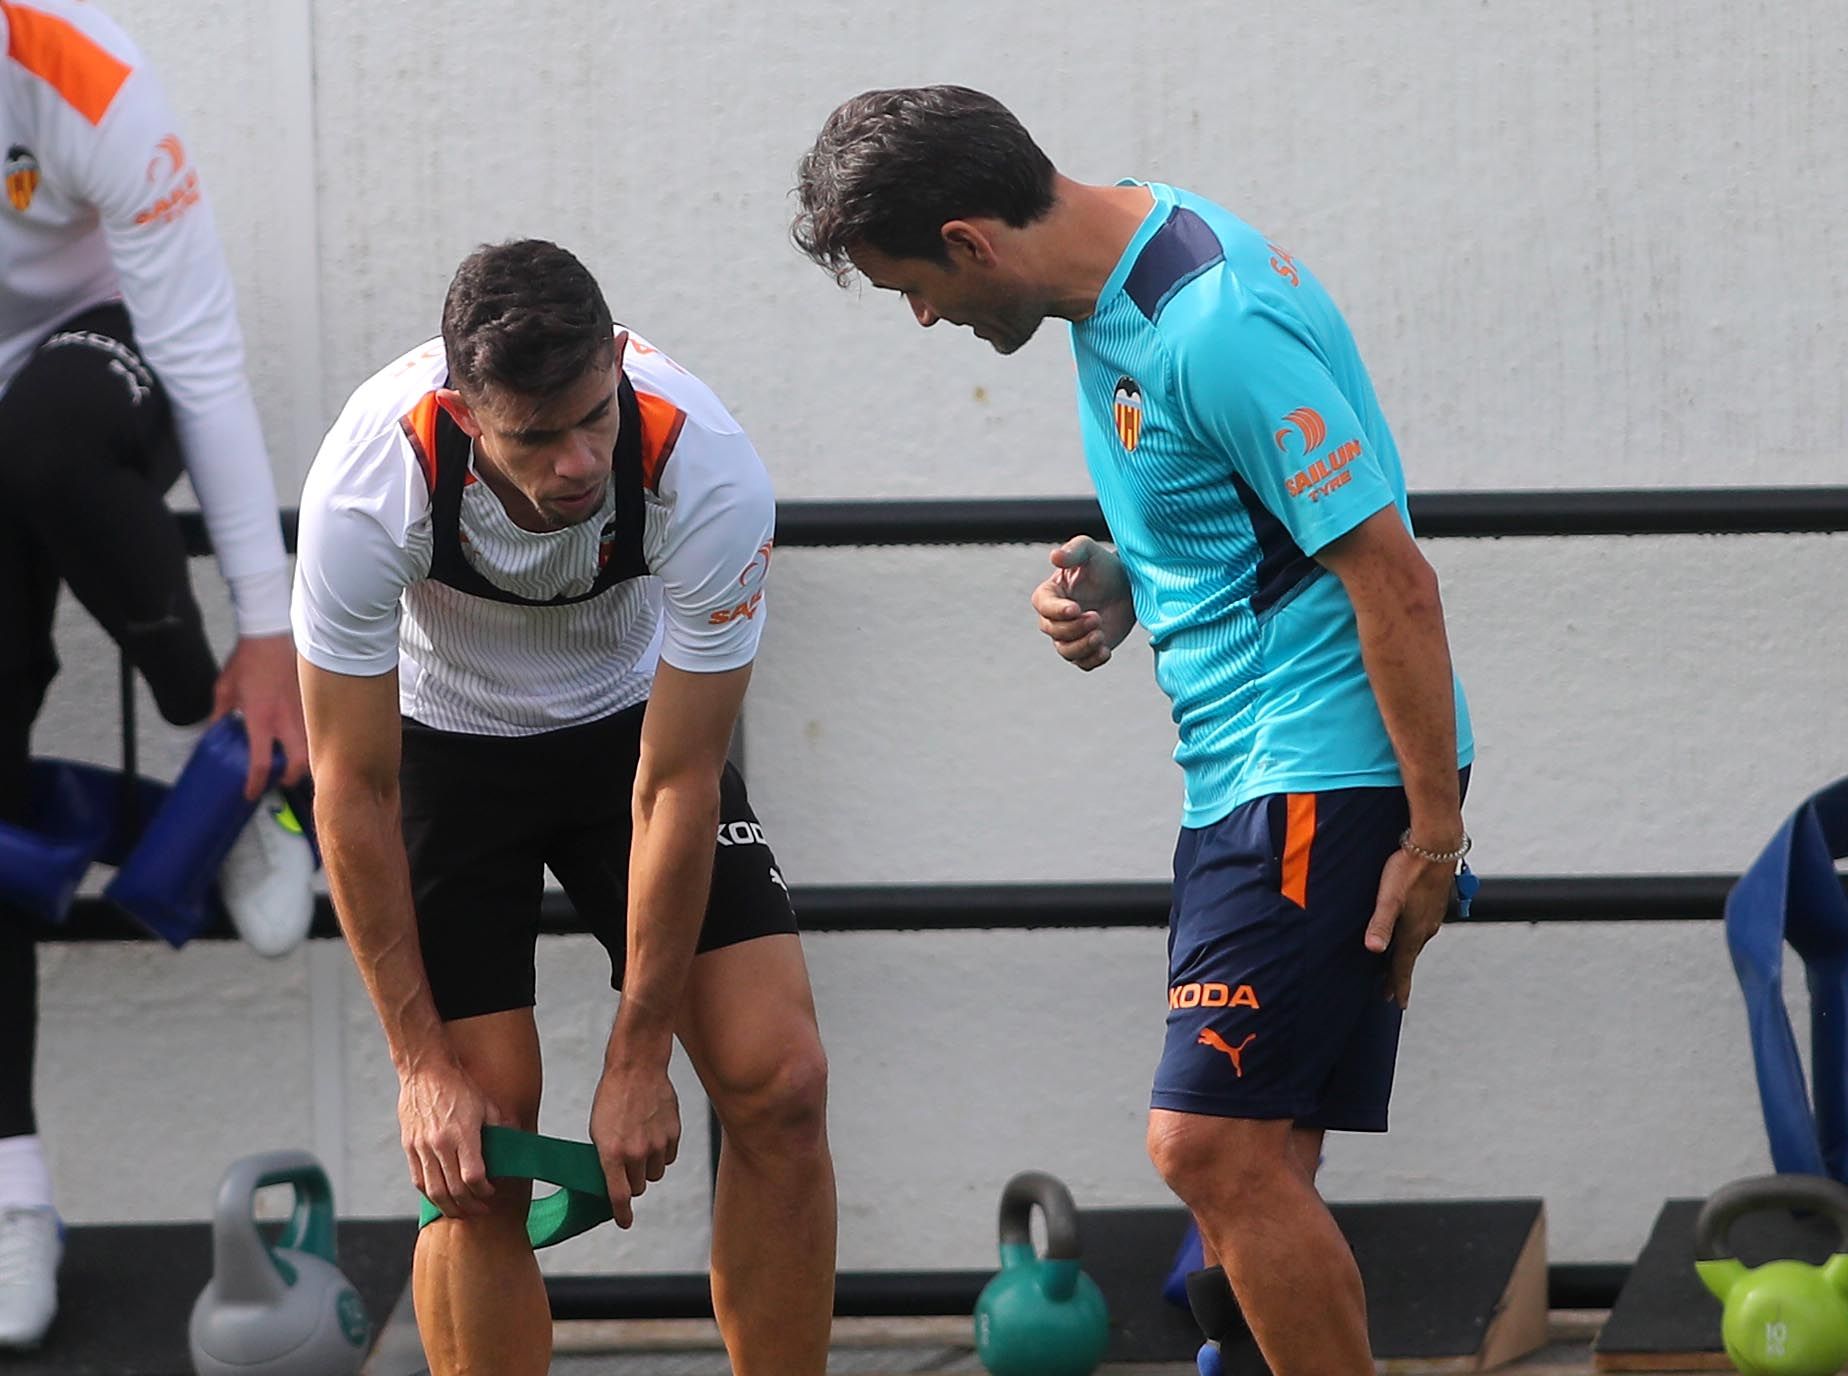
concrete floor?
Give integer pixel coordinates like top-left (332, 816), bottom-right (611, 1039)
top-left (519, 1311), bottom-right (1723, 1376)
top-left (365, 1310), bottom-right (1738, 1375)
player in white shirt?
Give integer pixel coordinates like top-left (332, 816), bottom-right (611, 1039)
top-left (0, 0), bottom-right (309, 1348)
top-left (294, 240), bottom-right (834, 1376)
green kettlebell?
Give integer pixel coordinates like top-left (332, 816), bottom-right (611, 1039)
top-left (1695, 1173), bottom-right (1848, 1376)
top-left (973, 1171), bottom-right (1110, 1376)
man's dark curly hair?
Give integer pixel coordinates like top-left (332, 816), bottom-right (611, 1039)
top-left (791, 86), bottom-right (1056, 283)
top-left (441, 239), bottom-right (615, 399)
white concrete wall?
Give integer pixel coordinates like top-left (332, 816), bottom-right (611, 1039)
top-left (24, 0), bottom-right (1848, 1280)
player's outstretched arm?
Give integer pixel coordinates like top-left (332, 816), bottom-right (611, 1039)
top-left (592, 662), bottom-right (753, 1225)
top-left (300, 660), bottom-right (499, 1218)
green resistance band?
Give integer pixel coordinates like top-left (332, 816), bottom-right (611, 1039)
top-left (416, 1125), bottom-right (611, 1249)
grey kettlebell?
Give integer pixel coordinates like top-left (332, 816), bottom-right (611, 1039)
top-left (189, 1151), bottom-right (372, 1376)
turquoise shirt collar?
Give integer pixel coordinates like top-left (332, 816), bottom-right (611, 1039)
top-left (1088, 180), bottom-right (1174, 319)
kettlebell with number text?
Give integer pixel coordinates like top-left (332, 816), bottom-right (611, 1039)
top-left (1695, 1173), bottom-right (1848, 1376)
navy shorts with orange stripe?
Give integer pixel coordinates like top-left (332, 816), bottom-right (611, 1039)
top-left (1153, 771), bottom-right (1469, 1131)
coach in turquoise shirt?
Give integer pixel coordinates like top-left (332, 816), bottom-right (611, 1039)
top-left (794, 86), bottom-right (1476, 1376)
top-left (1072, 180), bottom-right (1472, 825)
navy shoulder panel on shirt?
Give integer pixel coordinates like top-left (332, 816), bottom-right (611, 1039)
top-left (1124, 207), bottom-right (1225, 323)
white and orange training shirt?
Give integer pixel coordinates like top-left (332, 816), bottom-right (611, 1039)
top-left (0, 0), bottom-right (289, 634)
top-left (291, 333), bottom-right (778, 736)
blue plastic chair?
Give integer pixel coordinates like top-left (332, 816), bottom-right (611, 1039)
top-left (1724, 778), bottom-right (1848, 1182)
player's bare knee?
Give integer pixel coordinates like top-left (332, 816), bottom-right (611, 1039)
top-left (1147, 1113), bottom-right (1211, 1201)
top-left (1147, 1114), bottom-right (1290, 1213)
top-left (711, 1039), bottom-right (829, 1160)
top-left (497, 1091), bottom-right (542, 1133)
top-left (421, 1178), bottom-right (536, 1247)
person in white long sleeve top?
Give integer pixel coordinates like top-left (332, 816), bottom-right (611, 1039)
top-left (0, 0), bottom-right (312, 1348)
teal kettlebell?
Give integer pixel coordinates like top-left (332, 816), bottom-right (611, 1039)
top-left (973, 1171), bottom-right (1110, 1376)
top-left (189, 1151), bottom-right (371, 1376)
top-left (1695, 1174), bottom-right (1848, 1376)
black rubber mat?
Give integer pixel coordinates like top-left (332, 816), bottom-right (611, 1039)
top-left (1595, 1197), bottom-right (1838, 1365)
top-left (13, 1217), bottom-right (416, 1376)
top-left (18, 1203), bottom-right (1537, 1371)
top-left (1083, 1200), bottom-right (1544, 1369)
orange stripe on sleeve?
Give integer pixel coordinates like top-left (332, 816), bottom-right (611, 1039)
top-left (2, 2), bottom-right (132, 126)
top-left (1281, 793), bottom-right (1316, 908)
top-left (634, 389), bottom-right (686, 492)
top-left (399, 392), bottom-right (441, 493)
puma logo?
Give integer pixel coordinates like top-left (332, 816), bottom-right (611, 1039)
top-left (1198, 1029), bottom-right (1257, 1078)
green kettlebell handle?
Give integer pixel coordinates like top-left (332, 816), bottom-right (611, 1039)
top-left (211, 1150), bottom-right (338, 1305)
top-left (1695, 1174), bottom-right (1848, 1266)
top-left (997, 1170), bottom-right (1085, 1302)
top-left (417, 1126), bottom-right (611, 1250)
top-left (271, 1161), bottom-right (336, 1265)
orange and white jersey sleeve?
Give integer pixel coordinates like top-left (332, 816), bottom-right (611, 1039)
top-left (290, 345), bottom-right (441, 678)
top-left (0, 0), bottom-right (289, 634)
top-left (294, 334), bottom-right (771, 729)
top-left (629, 343), bottom-right (777, 675)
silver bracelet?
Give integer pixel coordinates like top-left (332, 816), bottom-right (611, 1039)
top-left (1400, 829), bottom-right (1471, 865)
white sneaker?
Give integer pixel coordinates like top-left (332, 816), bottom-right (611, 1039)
top-left (0, 1206), bottom-right (61, 1349)
top-left (218, 791), bottom-right (314, 958)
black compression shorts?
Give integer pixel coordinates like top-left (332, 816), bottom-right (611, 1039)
top-left (399, 701), bottom-right (798, 1021)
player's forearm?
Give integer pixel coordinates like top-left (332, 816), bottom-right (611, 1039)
top-left (171, 390), bottom-right (291, 635)
top-left (109, 213), bottom-right (291, 636)
top-left (314, 773), bottom-right (451, 1075)
top-left (608, 775), bottom-right (722, 1068)
top-left (1346, 560), bottom-right (1464, 846)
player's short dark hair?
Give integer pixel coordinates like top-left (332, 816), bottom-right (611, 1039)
top-left (791, 86), bottom-right (1057, 283)
top-left (441, 239), bottom-right (615, 400)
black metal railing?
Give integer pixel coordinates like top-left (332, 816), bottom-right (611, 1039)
top-left (79, 486), bottom-right (1848, 939)
top-left (177, 486), bottom-right (1848, 556)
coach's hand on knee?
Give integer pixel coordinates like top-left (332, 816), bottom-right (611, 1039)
top-left (590, 1060), bottom-right (681, 1229)
top-left (1364, 849), bottom-right (1457, 1009)
top-left (398, 1059), bottom-right (502, 1220)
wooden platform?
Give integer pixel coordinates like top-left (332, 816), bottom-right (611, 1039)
top-left (527, 1311), bottom-right (1672, 1375)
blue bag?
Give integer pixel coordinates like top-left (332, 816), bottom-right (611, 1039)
top-left (1724, 778), bottom-right (1848, 1181)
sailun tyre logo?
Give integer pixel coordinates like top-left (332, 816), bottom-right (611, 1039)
top-left (145, 134), bottom-right (185, 184)
top-left (135, 134), bottom-right (200, 226)
top-left (1272, 406), bottom-right (1325, 454)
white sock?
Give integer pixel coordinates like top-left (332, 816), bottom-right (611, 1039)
top-left (0, 1136), bottom-right (54, 1211)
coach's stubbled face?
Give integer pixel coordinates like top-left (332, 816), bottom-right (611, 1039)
top-left (849, 242), bottom-right (1046, 356)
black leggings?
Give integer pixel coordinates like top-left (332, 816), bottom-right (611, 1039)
top-left (0, 303), bottom-right (219, 1140)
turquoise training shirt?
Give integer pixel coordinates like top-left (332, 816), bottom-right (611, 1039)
top-left (1070, 181), bottom-right (1473, 828)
